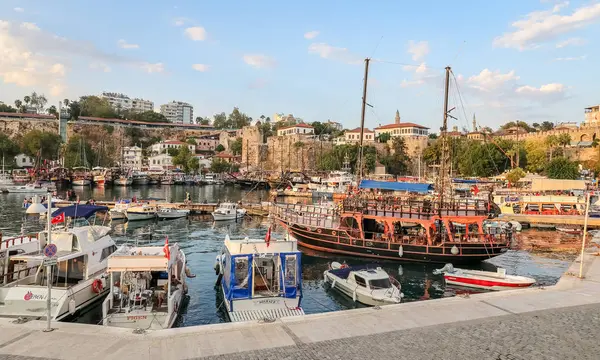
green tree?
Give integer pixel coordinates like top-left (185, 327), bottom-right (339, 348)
top-left (428, 133), bottom-right (438, 139)
top-left (210, 158), bottom-right (231, 173)
top-left (545, 134), bottom-right (559, 161)
top-left (47, 105), bottom-right (58, 118)
top-left (557, 133), bottom-right (572, 148)
top-left (20, 130), bottom-right (62, 160)
top-left (172, 146), bottom-right (194, 172)
top-left (196, 116), bottom-right (210, 125)
top-left (546, 157), bottom-right (579, 179)
top-left (0, 134), bottom-right (21, 163)
top-left (0, 104), bottom-right (17, 113)
top-left (500, 121), bottom-right (536, 133)
top-left (67, 101), bottom-right (81, 120)
top-left (167, 147), bottom-right (180, 157)
top-left (128, 110), bottom-right (169, 123)
top-left (506, 167), bottom-right (526, 185)
top-left (23, 95), bottom-right (31, 107)
top-left (215, 144), bottom-right (225, 152)
top-left (187, 156), bottom-right (200, 173)
top-left (29, 92), bottom-right (47, 114)
top-left (380, 137), bottom-right (410, 176)
top-left (212, 112), bottom-right (228, 129)
top-left (540, 121), bottom-right (554, 131)
top-left (63, 135), bottom-right (96, 168)
top-left (377, 132), bottom-right (391, 143)
top-left (13, 100), bottom-right (22, 112)
top-left (79, 96), bottom-right (117, 118)
top-left (228, 107), bottom-right (251, 128)
top-left (259, 122), bottom-right (273, 142)
top-left (186, 138), bottom-right (197, 145)
top-left (524, 139), bottom-right (547, 173)
top-left (230, 138), bottom-right (243, 155)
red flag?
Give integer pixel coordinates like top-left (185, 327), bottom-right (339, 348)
top-left (265, 226), bottom-right (271, 247)
top-left (163, 236), bottom-right (171, 260)
top-left (471, 185), bottom-right (479, 195)
top-left (51, 212), bottom-right (65, 224)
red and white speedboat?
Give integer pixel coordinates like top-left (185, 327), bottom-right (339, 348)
top-left (434, 264), bottom-right (536, 291)
top-left (556, 227), bottom-right (583, 235)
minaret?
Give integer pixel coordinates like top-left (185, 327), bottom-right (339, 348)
top-left (395, 110), bottom-right (400, 124)
top-left (472, 113), bottom-right (477, 132)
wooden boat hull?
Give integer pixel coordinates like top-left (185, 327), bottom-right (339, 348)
top-left (283, 222), bottom-right (508, 265)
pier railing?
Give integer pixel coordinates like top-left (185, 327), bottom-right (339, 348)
top-left (272, 204), bottom-right (339, 228)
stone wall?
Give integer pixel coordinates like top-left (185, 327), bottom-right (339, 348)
top-left (0, 118), bottom-right (59, 139)
top-left (497, 125), bottom-right (600, 143)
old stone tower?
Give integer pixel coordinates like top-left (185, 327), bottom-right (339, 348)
top-left (395, 110), bottom-right (401, 124)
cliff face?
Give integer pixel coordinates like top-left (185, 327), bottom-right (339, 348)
top-left (0, 119), bottom-right (59, 139)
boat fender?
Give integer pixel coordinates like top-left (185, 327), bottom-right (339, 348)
top-left (352, 289), bottom-right (357, 303)
top-left (68, 298), bottom-right (76, 315)
top-left (91, 279), bottom-right (103, 294)
top-left (451, 245), bottom-right (459, 255)
top-left (331, 279), bottom-right (336, 289)
top-left (398, 245), bottom-right (403, 257)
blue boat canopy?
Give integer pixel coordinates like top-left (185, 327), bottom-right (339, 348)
top-left (359, 180), bottom-right (433, 193)
top-left (52, 205), bottom-right (109, 219)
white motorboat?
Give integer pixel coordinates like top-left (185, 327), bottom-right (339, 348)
top-left (323, 262), bottom-right (403, 306)
top-left (157, 208), bottom-right (189, 220)
top-left (114, 175), bottom-right (133, 186)
top-left (214, 234), bottom-right (304, 322)
top-left (109, 201), bottom-right (132, 220)
top-left (6, 183), bottom-right (48, 193)
top-left (211, 202), bottom-right (247, 221)
top-left (126, 204), bottom-right (157, 221)
top-left (101, 243), bottom-right (190, 330)
top-left (434, 264), bottom-right (536, 291)
top-left (0, 205), bottom-right (117, 321)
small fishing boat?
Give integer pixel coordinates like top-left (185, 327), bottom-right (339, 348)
top-left (132, 172), bottom-right (149, 186)
top-left (101, 242), bottom-right (191, 329)
top-left (214, 233), bottom-right (304, 322)
top-left (434, 263), bottom-right (536, 291)
top-left (6, 183), bottom-right (48, 193)
top-left (126, 203), bottom-right (157, 221)
top-left (211, 202), bottom-right (247, 221)
top-left (157, 208), bottom-right (189, 220)
top-left (556, 226), bottom-right (583, 235)
top-left (160, 173), bottom-right (174, 185)
top-left (110, 200), bottom-right (132, 220)
top-left (91, 166), bottom-right (108, 186)
top-left (323, 262), bottom-right (403, 306)
top-left (71, 167), bottom-right (92, 186)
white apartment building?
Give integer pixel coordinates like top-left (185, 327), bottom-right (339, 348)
top-left (344, 127), bottom-right (375, 143)
top-left (14, 154), bottom-right (35, 168)
top-left (150, 140), bottom-right (195, 155)
top-left (101, 92), bottom-right (154, 113)
top-left (277, 123), bottom-right (315, 136)
top-left (160, 101), bottom-right (194, 124)
top-left (148, 154), bottom-right (174, 170)
top-left (122, 146), bottom-right (143, 170)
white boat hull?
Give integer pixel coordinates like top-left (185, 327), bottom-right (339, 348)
top-left (324, 272), bottom-right (401, 306)
top-left (114, 178), bottom-right (132, 186)
top-left (72, 179), bottom-right (91, 186)
top-left (6, 186), bottom-right (48, 193)
top-left (157, 212), bottom-right (188, 220)
top-left (126, 212), bottom-right (156, 221)
top-left (109, 210), bottom-right (127, 220)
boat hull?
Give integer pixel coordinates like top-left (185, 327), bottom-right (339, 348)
top-left (126, 212), bottom-right (156, 221)
top-left (157, 212), bottom-right (188, 220)
top-left (283, 223), bottom-right (509, 265)
top-left (109, 210), bottom-right (127, 220)
top-left (72, 179), bottom-right (91, 186)
top-left (324, 272), bottom-right (400, 306)
top-left (444, 274), bottom-right (535, 291)
top-left (114, 178), bottom-right (133, 186)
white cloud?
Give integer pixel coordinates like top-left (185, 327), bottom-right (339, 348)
top-left (184, 26), bottom-right (207, 41)
top-left (141, 63), bottom-right (164, 73)
top-left (14, 7), bottom-right (24, 13)
top-left (467, 69), bottom-right (520, 92)
top-left (554, 55), bottom-right (586, 61)
top-left (400, 79), bottom-right (425, 88)
top-left (89, 62), bottom-right (111, 72)
top-left (242, 54), bottom-right (276, 69)
top-left (515, 83), bottom-right (567, 102)
top-left (173, 17), bottom-right (189, 27)
top-left (49, 84), bottom-right (65, 97)
top-left (304, 31), bottom-right (319, 39)
top-left (20, 22), bottom-right (39, 31)
top-left (494, 2), bottom-right (600, 50)
top-left (556, 37), bottom-right (586, 48)
top-left (407, 40), bottom-right (429, 61)
top-left (192, 63), bottom-right (209, 72)
top-left (50, 63), bottom-right (66, 76)
top-left (307, 42), bottom-right (361, 65)
top-left (117, 39), bottom-right (139, 49)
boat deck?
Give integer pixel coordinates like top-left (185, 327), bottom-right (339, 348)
top-left (228, 308), bottom-right (305, 323)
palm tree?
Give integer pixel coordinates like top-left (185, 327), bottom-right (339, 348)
top-left (545, 135), bottom-right (559, 161)
top-left (14, 100), bottom-right (22, 112)
top-left (23, 96), bottom-right (31, 106)
top-left (63, 99), bottom-right (70, 107)
top-left (47, 105), bottom-right (58, 118)
top-left (558, 133), bottom-right (571, 148)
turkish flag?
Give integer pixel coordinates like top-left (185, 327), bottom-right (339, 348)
top-left (51, 212), bottom-right (65, 224)
top-left (163, 236), bottom-right (171, 260)
top-left (471, 185), bottom-right (479, 195)
top-left (265, 226), bottom-right (272, 247)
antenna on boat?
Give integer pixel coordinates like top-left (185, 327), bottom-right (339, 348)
top-left (356, 58), bottom-right (370, 185)
top-left (438, 66), bottom-right (452, 213)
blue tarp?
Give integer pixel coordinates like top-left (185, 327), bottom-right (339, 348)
top-left (52, 205), bottom-right (109, 219)
top-left (452, 178), bottom-right (479, 184)
top-left (359, 180), bottom-right (433, 193)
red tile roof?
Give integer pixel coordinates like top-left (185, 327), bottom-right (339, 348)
top-left (77, 116), bottom-right (212, 129)
top-left (346, 127), bottom-right (374, 133)
top-left (164, 140), bottom-right (187, 145)
top-left (375, 122), bottom-right (429, 130)
top-left (216, 152), bottom-right (238, 158)
top-left (0, 112), bottom-right (55, 120)
top-left (278, 123), bottom-right (314, 131)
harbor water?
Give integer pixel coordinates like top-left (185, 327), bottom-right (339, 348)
top-left (0, 185), bottom-right (572, 327)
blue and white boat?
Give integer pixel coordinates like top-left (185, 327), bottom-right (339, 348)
top-left (214, 234), bottom-right (304, 322)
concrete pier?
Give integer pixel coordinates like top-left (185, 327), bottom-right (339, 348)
top-left (1, 252), bottom-right (599, 359)
top-left (500, 213), bottom-right (600, 228)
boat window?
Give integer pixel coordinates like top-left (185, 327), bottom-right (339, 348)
top-left (369, 278), bottom-right (391, 289)
top-left (284, 255), bottom-right (296, 287)
top-left (55, 255), bottom-right (86, 286)
top-left (100, 245), bottom-right (117, 261)
top-left (234, 257), bottom-right (249, 289)
top-left (354, 274), bottom-right (367, 287)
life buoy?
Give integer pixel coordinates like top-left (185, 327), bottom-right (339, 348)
top-left (92, 279), bottom-right (103, 294)
top-left (317, 229), bottom-right (322, 234)
top-left (332, 231), bottom-right (337, 236)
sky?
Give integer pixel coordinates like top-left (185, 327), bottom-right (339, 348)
top-left (0, 0), bottom-right (599, 132)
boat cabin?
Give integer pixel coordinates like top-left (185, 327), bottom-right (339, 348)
top-left (217, 235), bottom-right (304, 322)
top-left (330, 266), bottom-right (394, 291)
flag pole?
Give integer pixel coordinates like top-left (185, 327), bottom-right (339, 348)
top-left (579, 191), bottom-right (591, 278)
